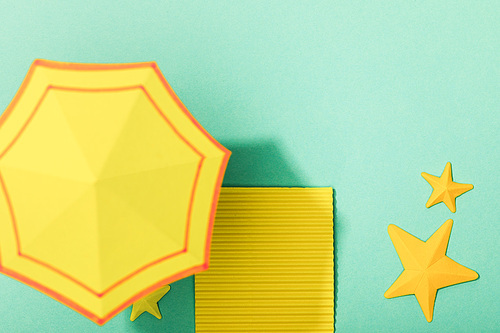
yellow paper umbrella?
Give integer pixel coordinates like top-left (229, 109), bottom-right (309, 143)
top-left (0, 60), bottom-right (230, 324)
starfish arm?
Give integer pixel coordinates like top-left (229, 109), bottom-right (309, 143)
top-left (425, 219), bottom-right (453, 267)
top-left (448, 182), bottom-right (474, 198)
top-left (385, 269), bottom-right (423, 298)
top-left (130, 301), bottom-right (146, 321)
top-left (149, 285), bottom-right (171, 303)
top-left (421, 172), bottom-right (441, 188)
top-left (442, 191), bottom-right (457, 213)
top-left (426, 189), bottom-right (446, 209)
top-left (428, 256), bottom-right (479, 290)
top-left (421, 172), bottom-right (446, 208)
top-left (442, 182), bottom-right (473, 213)
top-left (442, 162), bottom-right (453, 183)
top-left (145, 302), bottom-right (162, 319)
top-left (388, 225), bottom-right (426, 269)
top-left (414, 275), bottom-right (438, 322)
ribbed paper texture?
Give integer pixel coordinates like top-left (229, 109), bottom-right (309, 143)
top-left (195, 187), bottom-right (334, 332)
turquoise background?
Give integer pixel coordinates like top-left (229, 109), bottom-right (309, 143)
top-left (0, 1), bottom-right (498, 332)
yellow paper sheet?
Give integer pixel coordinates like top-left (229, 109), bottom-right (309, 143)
top-left (195, 187), bottom-right (334, 332)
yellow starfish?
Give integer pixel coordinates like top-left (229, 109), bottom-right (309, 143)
top-left (130, 285), bottom-right (170, 321)
top-left (385, 220), bottom-right (478, 322)
top-left (421, 162), bottom-right (473, 213)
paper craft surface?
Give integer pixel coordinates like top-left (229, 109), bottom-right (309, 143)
top-left (385, 220), bottom-right (478, 322)
top-left (195, 187), bottom-right (334, 332)
top-left (0, 59), bottom-right (230, 325)
top-left (421, 162), bottom-right (473, 213)
top-left (130, 285), bottom-right (170, 321)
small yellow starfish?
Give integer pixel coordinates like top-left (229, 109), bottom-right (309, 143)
top-left (130, 285), bottom-right (170, 321)
top-left (421, 162), bottom-right (473, 213)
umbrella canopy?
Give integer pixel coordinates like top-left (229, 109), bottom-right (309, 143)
top-left (0, 60), bottom-right (230, 324)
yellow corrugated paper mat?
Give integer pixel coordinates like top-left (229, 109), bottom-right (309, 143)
top-left (195, 187), bottom-right (334, 332)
